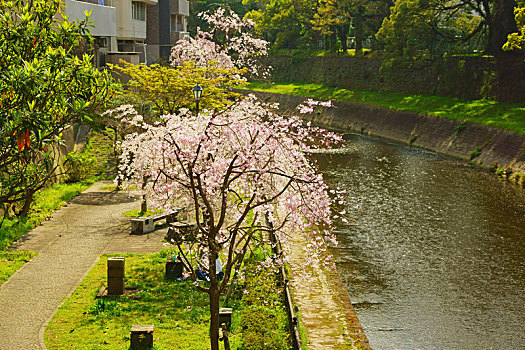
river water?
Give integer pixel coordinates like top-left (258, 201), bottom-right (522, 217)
top-left (314, 134), bottom-right (525, 350)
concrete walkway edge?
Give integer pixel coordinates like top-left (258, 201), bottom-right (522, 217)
top-left (38, 255), bottom-right (102, 349)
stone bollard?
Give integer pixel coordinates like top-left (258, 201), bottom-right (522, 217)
top-left (219, 308), bottom-right (233, 329)
top-left (165, 258), bottom-right (183, 280)
top-left (130, 325), bottom-right (154, 349)
top-left (107, 257), bottom-right (125, 295)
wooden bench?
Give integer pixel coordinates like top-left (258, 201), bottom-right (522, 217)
top-left (131, 207), bottom-right (185, 234)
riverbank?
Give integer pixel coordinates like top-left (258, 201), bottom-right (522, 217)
top-left (286, 231), bottom-right (371, 349)
top-left (243, 89), bottom-right (525, 186)
top-left (246, 82), bottom-right (525, 134)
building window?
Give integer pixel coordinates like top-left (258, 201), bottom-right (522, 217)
top-left (132, 1), bottom-right (145, 21)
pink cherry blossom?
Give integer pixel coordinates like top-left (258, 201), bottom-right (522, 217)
top-left (115, 95), bottom-right (345, 283)
top-left (171, 7), bottom-right (270, 78)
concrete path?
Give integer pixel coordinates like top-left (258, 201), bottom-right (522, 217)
top-left (288, 234), bottom-right (372, 350)
top-left (0, 181), bottom-right (166, 350)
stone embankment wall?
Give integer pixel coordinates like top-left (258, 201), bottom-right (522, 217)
top-left (267, 55), bottom-right (525, 103)
top-left (248, 90), bottom-right (525, 184)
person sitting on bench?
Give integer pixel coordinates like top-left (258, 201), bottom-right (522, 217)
top-left (195, 253), bottom-right (223, 282)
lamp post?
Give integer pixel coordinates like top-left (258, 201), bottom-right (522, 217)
top-left (192, 84), bottom-right (203, 115)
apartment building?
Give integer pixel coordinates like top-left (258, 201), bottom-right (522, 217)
top-left (63, 0), bottom-right (188, 65)
top-left (146, 0), bottom-right (190, 63)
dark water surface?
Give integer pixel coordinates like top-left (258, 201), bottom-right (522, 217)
top-left (314, 134), bottom-right (525, 350)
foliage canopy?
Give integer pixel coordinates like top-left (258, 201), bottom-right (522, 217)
top-left (0, 0), bottom-right (111, 217)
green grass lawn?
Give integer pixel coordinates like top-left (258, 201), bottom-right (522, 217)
top-left (0, 251), bottom-right (37, 286)
top-left (246, 82), bottom-right (525, 134)
top-left (45, 250), bottom-right (290, 350)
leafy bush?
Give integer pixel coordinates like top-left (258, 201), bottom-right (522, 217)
top-left (240, 306), bottom-right (289, 350)
top-left (65, 150), bottom-right (98, 183)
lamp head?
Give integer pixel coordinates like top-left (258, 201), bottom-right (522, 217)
top-left (192, 84), bottom-right (203, 101)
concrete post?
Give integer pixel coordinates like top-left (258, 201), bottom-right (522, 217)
top-left (107, 257), bottom-right (125, 295)
top-left (130, 325), bottom-right (154, 349)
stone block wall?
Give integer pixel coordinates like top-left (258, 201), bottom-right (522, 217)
top-left (246, 90), bottom-right (525, 179)
top-left (266, 55), bottom-right (525, 103)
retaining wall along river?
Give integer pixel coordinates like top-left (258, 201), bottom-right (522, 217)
top-left (245, 90), bottom-right (525, 185)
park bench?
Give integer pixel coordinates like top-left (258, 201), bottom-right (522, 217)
top-left (130, 207), bottom-right (185, 234)
top-left (164, 221), bottom-right (198, 244)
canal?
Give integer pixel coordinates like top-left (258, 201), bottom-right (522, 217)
top-left (314, 134), bottom-right (525, 349)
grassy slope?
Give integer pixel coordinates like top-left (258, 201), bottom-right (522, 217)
top-left (0, 179), bottom-right (97, 251)
top-left (247, 82), bottom-right (525, 135)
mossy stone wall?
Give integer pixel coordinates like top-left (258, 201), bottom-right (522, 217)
top-left (245, 90), bottom-right (525, 184)
top-left (267, 55), bottom-right (525, 103)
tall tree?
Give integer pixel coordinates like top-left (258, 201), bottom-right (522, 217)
top-left (312, 0), bottom-right (356, 52)
top-left (244, 0), bottom-right (320, 49)
top-left (378, 0), bottom-right (518, 57)
top-left (114, 97), bottom-right (343, 350)
top-left (503, 0), bottom-right (525, 51)
top-left (489, 0), bottom-right (519, 54)
top-left (0, 0), bottom-right (111, 218)
top-left (188, 0), bottom-right (256, 35)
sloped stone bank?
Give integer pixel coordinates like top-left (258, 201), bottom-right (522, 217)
top-left (247, 90), bottom-right (525, 185)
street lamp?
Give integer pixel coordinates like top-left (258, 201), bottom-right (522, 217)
top-left (192, 84), bottom-right (203, 115)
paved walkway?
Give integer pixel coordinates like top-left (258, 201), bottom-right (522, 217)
top-left (0, 181), bottom-right (166, 350)
top-left (288, 234), bottom-right (372, 350)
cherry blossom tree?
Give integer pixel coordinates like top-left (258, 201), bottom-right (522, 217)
top-left (114, 95), bottom-right (343, 350)
top-left (170, 7), bottom-right (270, 79)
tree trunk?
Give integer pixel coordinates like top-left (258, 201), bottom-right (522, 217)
top-left (224, 268), bottom-right (236, 304)
top-left (487, 0), bottom-right (518, 55)
top-left (20, 190), bottom-right (34, 217)
top-left (336, 24), bottom-right (350, 52)
top-left (209, 264), bottom-right (220, 350)
top-left (325, 32), bottom-right (337, 52)
top-left (354, 15), bottom-right (364, 53)
top-left (140, 175), bottom-right (148, 214)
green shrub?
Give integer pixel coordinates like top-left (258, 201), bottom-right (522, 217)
top-left (455, 121), bottom-right (469, 134)
top-left (240, 306), bottom-right (289, 350)
top-left (238, 253), bottom-right (290, 350)
top-left (65, 150), bottom-right (98, 183)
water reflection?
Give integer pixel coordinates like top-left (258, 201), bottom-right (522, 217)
top-left (314, 135), bottom-right (525, 350)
